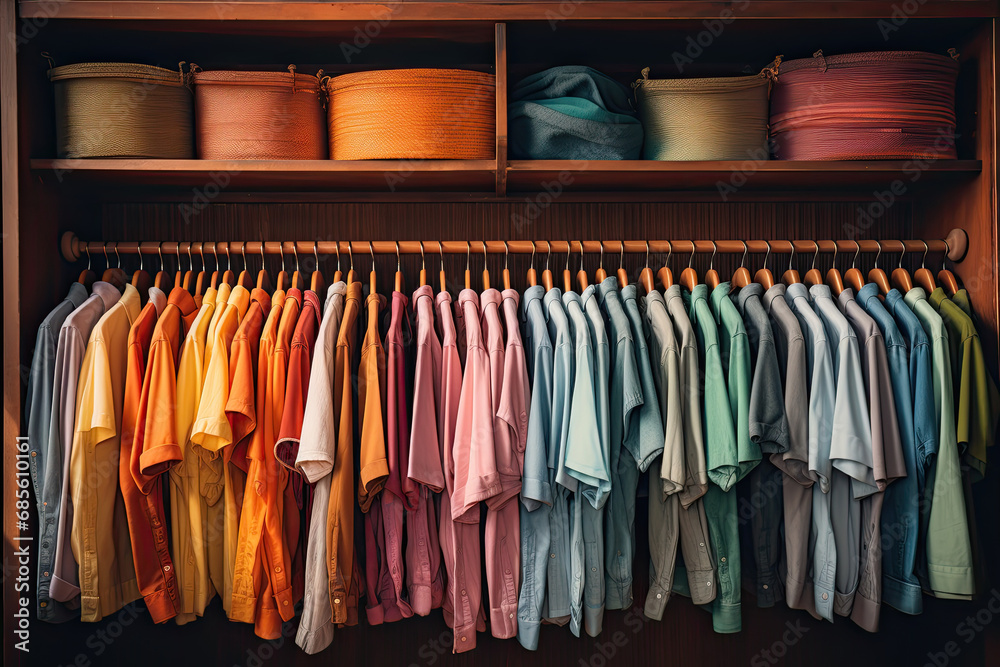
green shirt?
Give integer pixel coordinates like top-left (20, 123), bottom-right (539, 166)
top-left (903, 288), bottom-right (974, 599)
top-left (928, 288), bottom-right (999, 482)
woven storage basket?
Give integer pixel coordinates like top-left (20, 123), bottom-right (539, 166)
top-left (770, 50), bottom-right (959, 160)
top-left (49, 62), bottom-right (194, 159)
top-left (324, 69), bottom-right (495, 160)
top-left (192, 66), bottom-right (327, 160)
top-left (633, 65), bottom-right (774, 161)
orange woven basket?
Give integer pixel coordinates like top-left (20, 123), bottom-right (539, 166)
top-left (324, 69), bottom-right (495, 160)
top-left (192, 65), bottom-right (327, 160)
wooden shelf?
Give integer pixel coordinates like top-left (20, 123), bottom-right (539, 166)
top-left (30, 158), bottom-right (983, 198)
top-left (18, 1), bottom-right (1000, 22)
top-left (505, 159), bottom-right (984, 193)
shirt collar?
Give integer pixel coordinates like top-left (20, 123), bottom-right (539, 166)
top-left (119, 283), bottom-right (142, 322)
top-left (434, 289), bottom-right (453, 307)
top-left (480, 287), bottom-right (502, 307)
top-left (857, 282), bottom-right (881, 305)
top-left (644, 289), bottom-right (666, 308)
top-left (329, 280), bottom-right (347, 300)
top-left (737, 282), bottom-right (763, 311)
top-left (148, 287), bottom-right (167, 315)
top-left (501, 288), bottom-right (520, 305)
top-left (66, 282), bottom-right (89, 308)
top-left (458, 288), bottom-right (480, 309)
top-left (167, 286), bottom-right (197, 317)
top-left (762, 283), bottom-right (786, 310)
top-left (808, 283), bottom-right (833, 301)
top-left (91, 281), bottom-right (121, 311)
top-left (837, 286), bottom-right (857, 309)
top-left (562, 290), bottom-right (582, 306)
top-left (542, 286), bottom-right (563, 309)
top-left (785, 282), bottom-right (809, 301)
top-left (412, 284), bottom-right (434, 305)
top-left (346, 281), bottom-right (363, 302)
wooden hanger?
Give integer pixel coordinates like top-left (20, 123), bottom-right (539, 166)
top-left (844, 241), bottom-right (865, 294)
top-left (576, 241), bottom-right (589, 292)
top-left (153, 243), bottom-right (169, 291)
top-left (732, 241), bottom-right (752, 288)
top-left (541, 242), bottom-right (554, 291)
top-left (394, 242), bottom-right (405, 293)
top-left (273, 242), bottom-right (287, 292)
top-left (464, 242), bottom-right (472, 290)
top-left (596, 243), bottom-right (608, 283)
top-left (503, 241), bottom-right (512, 291)
top-left (890, 242), bottom-right (914, 293)
top-left (938, 238), bottom-right (960, 296)
top-left (221, 242), bottom-right (235, 287)
top-left (804, 241), bottom-right (823, 286)
top-left (913, 240), bottom-right (937, 294)
top-left (562, 242), bottom-right (573, 293)
top-left (705, 241), bottom-right (720, 289)
top-left (237, 242), bottom-right (253, 289)
top-left (172, 242), bottom-right (184, 290)
top-left (679, 241), bottom-right (699, 292)
top-left (782, 242), bottom-right (801, 285)
top-left (180, 242), bottom-right (195, 293)
top-left (193, 243), bottom-right (207, 298)
top-left (130, 243), bottom-right (152, 300)
top-left (482, 241), bottom-right (492, 291)
top-left (658, 240), bottom-right (674, 289)
top-left (291, 243), bottom-right (305, 291)
top-left (527, 241), bottom-right (538, 287)
top-left (208, 243), bottom-right (220, 289)
top-left (333, 242), bottom-right (344, 285)
top-left (368, 241), bottom-right (377, 296)
top-left (77, 245), bottom-right (96, 290)
top-left (616, 241), bottom-right (629, 288)
top-left (827, 241), bottom-right (845, 295)
top-left (419, 242), bottom-right (428, 288)
top-left (346, 243), bottom-right (357, 286)
top-left (867, 240), bottom-right (891, 295)
top-left (101, 242), bottom-right (127, 292)
top-left (438, 241), bottom-right (447, 293)
top-left (640, 241), bottom-right (656, 293)
top-left (310, 242), bottom-right (326, 295)
top-left (754, 241), bottom-right (775, 289)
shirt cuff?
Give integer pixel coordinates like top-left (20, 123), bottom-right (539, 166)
top-left (452, 621), bottom-right (477, 653)
top-left (143, 587), bottom-right (179, 624)
top-left (274, 585), bottom-right (295, 622)
top-left (883, 574), bottom-right (923, 616)
top-left (711, 599), bottom-right (741, 634)
top-left (517, 617), bottom-right (541, 651)
top-left (138, 444), bottom-right (183, 488)
top-left (230, 593), bottom-right (257, 624)
top-left (520, 477), bottom-right (551, 511)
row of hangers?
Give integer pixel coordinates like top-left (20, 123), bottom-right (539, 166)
top-left (74, 239), bottom-right (962, 308)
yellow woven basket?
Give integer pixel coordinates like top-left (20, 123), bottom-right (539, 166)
top-left (324, 69), bottom-right (495, 160)
top-left (49, 62), bottom-right (194, 159)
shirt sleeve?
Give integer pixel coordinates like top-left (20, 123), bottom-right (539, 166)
top-left (747, 308), bottom-right (790, 456)
top-left (297, 338), bottom-right (337, 484)
top-left (521, 342), bottom-right (553, 510)
top-left (829, 336), bottom-right (877, 499)
top-left (136, 338), bottom-right (183, 489)
top-left (408, 340), bottom-right (445, 491)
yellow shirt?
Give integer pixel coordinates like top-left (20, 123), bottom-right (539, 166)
top-left (170, 287), bottom-right (217, 624)
top-left (69, 283), bottom-right (142, 622)
top-left (203, 282), bottom-right (232, 382)
top-left (191, 284), bottom-right (250, 614)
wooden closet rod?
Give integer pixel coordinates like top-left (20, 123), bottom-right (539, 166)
top-left (60, 230), bottom-right (969, 263)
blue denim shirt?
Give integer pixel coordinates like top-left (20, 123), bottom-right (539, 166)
top-left (595, 278), bottom-right (644, 612)
top-left (26, 283), bottom-right (88, 622)
top-left (517, 285), bottom-right (554, 650)
top-left (858, 283), bottom-right (923, 615)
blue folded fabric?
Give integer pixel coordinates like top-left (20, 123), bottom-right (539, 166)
top-left (509, 66), bottom-right (643, 160)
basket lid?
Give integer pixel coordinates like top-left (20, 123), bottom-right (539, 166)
top-left (48, 62), bottom-right (188, 86)
top-left (192, 65), bottom-right (321, 92)
top-left (778, 50), bottom-right (959, 75)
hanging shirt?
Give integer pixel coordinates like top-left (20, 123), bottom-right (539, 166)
top-left (406, 284), bottom-right (447, 618)
top-left (561, 289), bottom-right (602, 637)
top-left (27, 281), bottom-right (88, 622)
top-left (784, 283), bottom-right (837, 621)
top-left (68, 283), bottom-right (142, 621)
top-left (484, 288), bottom-right (529, 639)
top-left (170, 286), bottom-right (218, 625)
top-left (376, 290), bottom-right (415, 623)
top-left (928, 288), bottom-right (999, 482)
top-left (542, 287), bottom-right (575, 628)
top-left (123, 287), bottom-right (193, 623)
top-left (761, 284), bottom-right (816, 619)
top-left (735, 283), bottom-right (790, 609)
top-left (664, 285), bottom-right (715, 608)
top-left (579, 284), bottom-right (611, 637)
top-left (294, 281), bottom-right (346, 653)
top-left (191, 283), bottom-right (251, 615)
top-left (838, 287), bottom-right (906, 632)
top-left (809, 284), bottom-right (873, 619)
top-left (47, 281), bottom-right (121, 606)
top-left (904, 287), bottom-right (974, 599)
top-left (516, 284), bottom-right (554, 651)
top-left (856, 284), bottom-right (923, 618)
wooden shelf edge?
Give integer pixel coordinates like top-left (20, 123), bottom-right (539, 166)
top-left (18, 1), bottom-right (1000, 22)
top-left (506, 159), bottom-right (984, 173)
top-left (29, 158), bottom-right (497, 173)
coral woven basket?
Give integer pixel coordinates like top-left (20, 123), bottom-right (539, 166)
top-left (769, 50), bottom-right (959, 160)
top-left (192, 66), bottom-right (327, 160)
top-left (324, 69), bottom-right (496, 160)
top-left (49, 62), bottom-right (194, 159)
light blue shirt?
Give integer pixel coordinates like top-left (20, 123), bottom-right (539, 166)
top-left (517, 285), bottom-right (554, 650)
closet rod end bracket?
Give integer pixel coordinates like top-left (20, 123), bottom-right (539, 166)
top-left (945, 228), bottom-right (968, 263)
top-left (60, 231), bottom-right (81, 262)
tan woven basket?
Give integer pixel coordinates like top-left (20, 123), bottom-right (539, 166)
top-left (324, 69), bottom-right (495, 160)
top-left (49, 62), bottom-right (194, 159)
top-left (633, 63), bottom-right (776, 161)
top-left (192, 66), bottom-right (327, 160)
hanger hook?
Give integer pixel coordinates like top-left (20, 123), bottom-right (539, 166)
top-left (187, 241), bottom-right (194, 272)
top-left (466, 241), bottom-right (471, 272)
top-left (578, 240), bottom-right (584, 273)
top-left (113, 241), bottom-right (122, 269)
top-left (84, 244), bottom-right (92, 271)
top-left (368, 241), bottom-right (375, 269)
top-left (851, 240), bottom-right (860, 270)
top-left (484, 240), bottom-right (489, 271)
top-left (787, 242), bottom-right (795, 273)
top-left (709, 240), bottom-right (717, 272)
top-left (103, 242), bottom-right (110, 270)
top-left (279, 241), bottom-right (285, 273)
top-left (223, 242), bottom-right (231, 272)
top-left (645, 240), bottom-right (650, 269)
top-left (396, 241), bottom-right (401, 271)
top-left (941, 239), bottom-right (950, 271)
top-left (293, 242), bottom-right (300, 272)
top-left (619, 240), bottom-right (625, 269)
top-left (920, 240), bottom-right (929, 270)
top-left (313, 241), bottom-right (320, 274)
top-left (665, 240), bottom-right (672, 268)
top-left (897, 241), bottom-right (906, 269)
top-left (419, 241), bottom-right (426, 272)
top-left (762, 240), bottom-right (771, 272)
top-left (348, 242), bottom-right (354, 270)
top-left (240, 241), bottom-right (247, 271)
top-left (873, 240), bottom-right (882, 269)
top-left (566, 241), bottom-right (571, 271)
top-left (503, 241), bottom-right (510, 273)
top-left (687, 241), bottom-right (695, 269)
top-left (529, 240), bottom-right (535, 272)
top-left (176, 240), bottom-right (182, 270)
top-left (811, 241), bottom-right (819, 271)
top-left (259, 240), bottom-right (266, 269)
top-left (209, 242), bottom-right (217, 273)
top-left (739, 240), bottom-right (747, 269)
top-left (437, 241), bottom-right (444, 271)
top-left (598, 242), bottom-right (604, 272)
top-left (138, 243), bottom-right (144, 272)
top-left (830, 241), bottom-right (838, 270)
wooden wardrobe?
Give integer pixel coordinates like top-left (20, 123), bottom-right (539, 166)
top-left (3, 2), bottom-right (997, 666)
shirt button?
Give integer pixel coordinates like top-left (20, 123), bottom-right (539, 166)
top-left (656, 593), bottom-right (662, 599)
top-left (509, 613), bottom-right (514, 619)
top-left (706, 582), bottom-right (712, 587)
top-left (40, 602), bottom-right (47, 608)
top-left (31, 451), bottom-right (37, 457)
top-left (505, 569), bottom-right (510, 574)
top-left (283, 600), bottom-right (289, 606)
top-left (275, 566), bottom-right (282, 573)
top-left (720, 557), bottom-right (726, 563)
top-left (592, 567), bottom-right (597, 572)
top-left (699, 542), bottom-right (704, 547)
top-left (43, 571), bottom-right (49, 577)
top-left (762, 584), bottom-right (768, 590)
top-left (822, 593), bottom-right (829, 600)
top-left (334, 598), bottom-right (342, 604)
top-left (164, 565), bottom-right (171, 572)
top-left (43, 502), bottom-right (47, 506)
top-left (461, 590), bottom-right (467, 596)
top-left (550, 554), bottom-right (556, 559)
